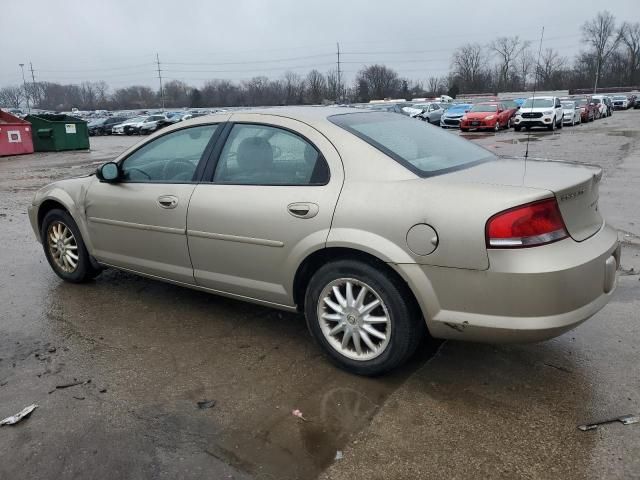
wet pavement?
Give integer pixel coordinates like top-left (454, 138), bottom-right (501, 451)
top-left (1, 112), bottom-right (639, 479)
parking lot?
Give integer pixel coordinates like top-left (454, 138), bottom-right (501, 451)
top-left (1, 110), bottom-right (639, 479)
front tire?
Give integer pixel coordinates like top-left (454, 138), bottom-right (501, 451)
top-left (41, 209), bottom-right (100, 283)
top-left (304, 259), bottom-right (424, 376)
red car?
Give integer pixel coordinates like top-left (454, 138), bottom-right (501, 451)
top-left (569, 97), bottom-right (596, 122)
top-left (460, 102), bottom-right (516, 132)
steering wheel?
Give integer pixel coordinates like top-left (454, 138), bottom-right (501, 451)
top-left (162, 158), bottom-right (194, 180)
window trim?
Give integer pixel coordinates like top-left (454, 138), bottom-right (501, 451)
top-left (116, 123), bottom-right (223, 184)
top-left (201, 121), bottom-right (331, 187)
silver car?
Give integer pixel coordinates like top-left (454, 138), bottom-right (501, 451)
top-left (28, 107), bottom-right (620, 375)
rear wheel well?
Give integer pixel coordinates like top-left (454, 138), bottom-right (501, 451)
top-left (293, 247), bottom-right (421, 315)
top-left (38, 200), bottom-right (69, 234)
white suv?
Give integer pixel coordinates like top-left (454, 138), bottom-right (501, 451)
top-left (513, 96), bottom-right (564, 131)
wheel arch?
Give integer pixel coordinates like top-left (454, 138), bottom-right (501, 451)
top-left (292, 247), bottom-right (433, 331)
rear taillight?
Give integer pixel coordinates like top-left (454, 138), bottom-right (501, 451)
top-left (486, 198), bottom-right (568, 248)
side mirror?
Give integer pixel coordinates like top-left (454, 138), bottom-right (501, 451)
top-left (96, 162), bottom-right (120, 183)
top-left (498, 109), bottom-right (504, 113)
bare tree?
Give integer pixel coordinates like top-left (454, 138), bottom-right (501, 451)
top-left (427, 76), bottom-right (440, 94)
top-left (536, 48), bottom-right (567, 89)
top-left (162, 80), bottom-right (190, 107)
top-left (0, 86), bottom-right (24, 109)
top-left (305, 69), bottom-right (326, 104)
top-left (325, 68), bottom-right (344, 102)
top-left (490, 36), bottom-right (530, 90)
top-left (451, 43), bottom-right (488, 92)
top-left (620, 22), bottom-right (640, 84)
top-left (355, 65), bottom-right (400, 100)
top-left (582, 11), bottom-right (622, 90)
top-left (282, 71), bottom-right (305, 105)
top-left (517, 48), bottom-right (535, 89)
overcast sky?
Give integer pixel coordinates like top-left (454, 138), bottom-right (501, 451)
top-left (2, 0), bottom-right (638, 90)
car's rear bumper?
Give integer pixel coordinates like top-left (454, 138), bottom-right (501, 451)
top-left (397, 224), bottom-right (620, 343)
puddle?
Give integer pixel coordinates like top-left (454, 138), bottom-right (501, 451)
top-left (607, 130), bottom-right (640, 138)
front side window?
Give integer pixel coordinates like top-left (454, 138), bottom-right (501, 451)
top-left (213, 124), bottom-right (329, 185)
top-left (121, 124), bottom-right (218, 182)
top-left (330, 111), bottom-right (495, 177)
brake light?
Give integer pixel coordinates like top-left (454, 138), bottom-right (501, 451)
top-left (486, 198), bottom-right (568, 248)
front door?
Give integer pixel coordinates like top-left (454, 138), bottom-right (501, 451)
top-left (187, 115), bottom-right (344, 306)
top-left (85, 124), bottom-right (221, 283)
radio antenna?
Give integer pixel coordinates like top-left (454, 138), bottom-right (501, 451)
top-left (525, 26), bottom-right (545, 160)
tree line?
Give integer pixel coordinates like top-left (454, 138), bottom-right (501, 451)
top-left (1, 11), bottom-right (638, 111)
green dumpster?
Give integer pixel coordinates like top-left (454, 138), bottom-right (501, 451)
top-left (25, 114), bottom-right (89, 152)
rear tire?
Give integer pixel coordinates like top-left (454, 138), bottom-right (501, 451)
top-left (514, 125), bottom-right (521, 131)
top-left (460, 127), bottom-right (469, 132)
top-left (304, 259), bottom-right (424, 376)
top-left (41, 209), bottom-right (100, 283)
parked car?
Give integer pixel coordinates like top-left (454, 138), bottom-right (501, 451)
top-left (512, 96), bottom-right (564, 131)
top-left (112, 117), bottom-right (147, 135)
top-left (415, 103), bottom-right (448, 124)
top-left (366, 103), bottom-right (408, 115)
top-left (439, 103), bottom-right (472, 128)
top-left (571, 97), bottom-right (596, 123)
top-left (139, 115), bottom-right (171, 135)
top-left (88, 117), bottom-right (128, 136)
top-left (611, 95), bottom-right (630, 110)
top-left (459, 102), bottom-right (513, 132)
top-left (591, 96), bottom-right (609, 118)
top-left (560, 101), bottom-right (581, 126)
top-left (28, 107), bottom-right (620, 375)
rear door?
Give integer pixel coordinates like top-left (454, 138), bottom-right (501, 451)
top-left (85, 123), bottom-right (222, 283)
top-left (186, 114), bottom-right (344, 306)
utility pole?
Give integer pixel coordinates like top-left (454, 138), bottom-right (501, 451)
top-left (29, 62), bottom-right (38, 106)
top-left (18, 63), bottom-right (30, 113)
top-left (156, 53), bottom-right (165, 112)
top-left (336, 42), bottom-right (341, 104)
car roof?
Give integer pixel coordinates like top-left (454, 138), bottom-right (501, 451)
top-left (166, 106), bottom-right (370, 130)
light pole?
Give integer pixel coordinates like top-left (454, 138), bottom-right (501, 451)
top-left (19, 63), bottom-right (30, 113)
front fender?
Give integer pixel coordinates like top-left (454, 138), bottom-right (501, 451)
top-left (30, 178), bottom-right (95, 253)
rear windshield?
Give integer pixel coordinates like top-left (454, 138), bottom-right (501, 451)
top-left (329, 112), bottom-right (495, 177)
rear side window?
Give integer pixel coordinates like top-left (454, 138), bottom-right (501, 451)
top-left (329, 112), bottom-right (495, 177)
top-left (213, 124), bottom-right (329, 185)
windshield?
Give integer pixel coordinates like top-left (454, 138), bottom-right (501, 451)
top-left (573, 98), bottom-right (588, 106)
top-left (470, 104), bottom-right (497, 112)
top-left (522, 98), bottom-right (554, 108)
top-left (447, 104), bottom-right (471, 113)
top-left (329, 112), bottom-right (495, 176)
top-left (593, 98), bottom-right (601, 104)
top-left (561, 102), bottom-right (576, 108)
top-left (612, 96), bottom-right (627, 100)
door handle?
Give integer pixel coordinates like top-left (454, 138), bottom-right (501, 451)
top-left (157, 195), bottom-right (178, 209)
top-left (287, 202), bottom-right (319, 219)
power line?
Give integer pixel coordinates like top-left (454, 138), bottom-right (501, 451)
top-left (163, 52), bottom-right (334, 66)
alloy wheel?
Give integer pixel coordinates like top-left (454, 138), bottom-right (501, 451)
top-left (317, 278), bottom-right (391, 361)
top-left (47, 221), bottom-right (79, 273)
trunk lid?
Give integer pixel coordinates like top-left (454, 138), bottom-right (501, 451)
top-left (443, 157), bottom-right (603, 241)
